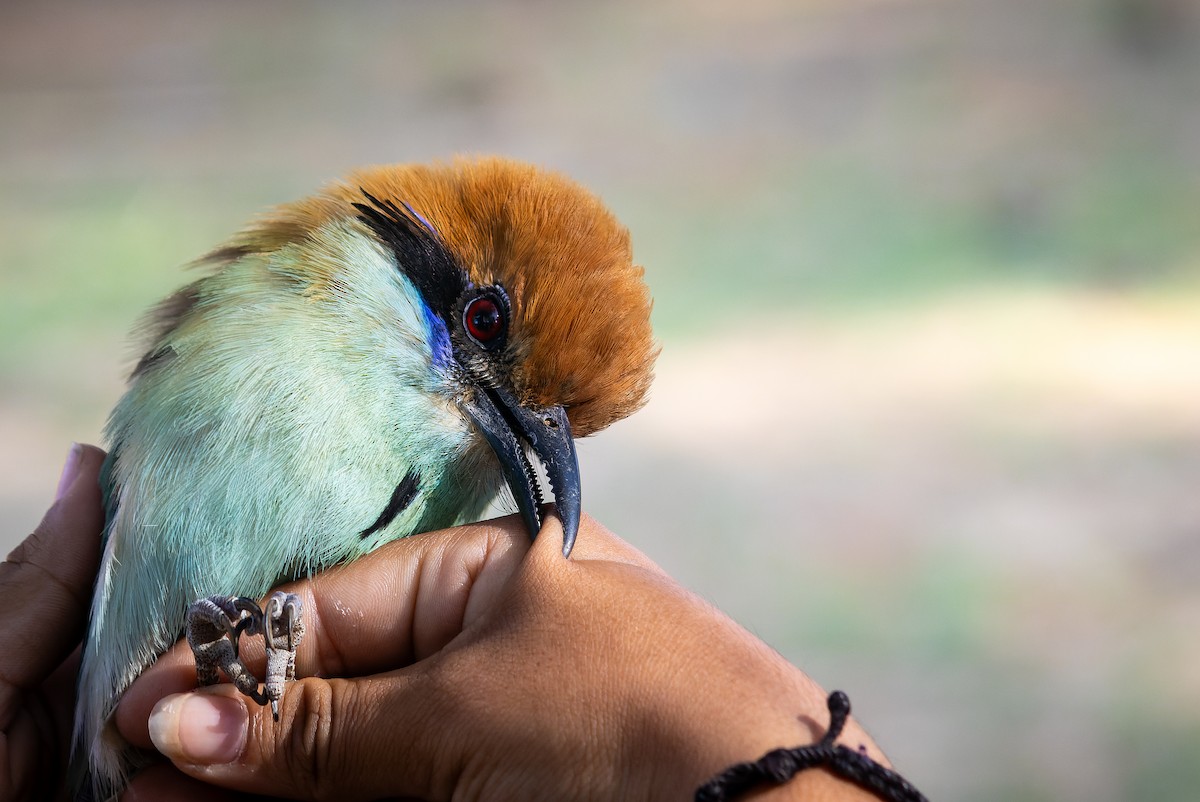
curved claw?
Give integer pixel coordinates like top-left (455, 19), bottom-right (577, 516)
top-left (184, 592), bottom-right (304, 720)
top-left (260, 592), bottom-right (304, 714)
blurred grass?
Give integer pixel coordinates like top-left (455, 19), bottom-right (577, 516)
top-left (5, 145), bottom-right (1197, 376)
top-left (623, 155), bottom-right (1200, 336)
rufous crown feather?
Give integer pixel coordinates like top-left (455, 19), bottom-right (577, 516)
top-left (184, 156), bottom-right (657, 436)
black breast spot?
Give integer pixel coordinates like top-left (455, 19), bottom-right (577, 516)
top-left (360, 469), bottom-right (421, 539)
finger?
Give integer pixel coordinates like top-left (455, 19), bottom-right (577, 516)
top-left (122, 762), bottom-right (242, 802)
top-left (142, 675), bottom-right (449, 800)
top-left (134, 514), bottom-right (659, 800)
top-left (0, 444), bottom-right (106, 802)
top-left (115, 511), bottom-right (525, 750)
top-left (0, 443), bottom-right (105, 690)
top-left (117, 510), bottom-right (531, 750)
top-left (116, 511), bottom-right (658, 749)
top-left (562, 513), bottom-right (667, 576)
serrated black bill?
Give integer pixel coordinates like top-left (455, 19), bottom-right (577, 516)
top-left (463, 387), bottom-right (580, 557)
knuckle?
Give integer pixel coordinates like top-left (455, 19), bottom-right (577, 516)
top-left (4, 532), bottom-right (36, 566)
top-left (2, 525), bottom-right (48, 576)
top-left (273, 678), bottom-right (342, 800)
top-left (0, 533), bottom-right (85, 616)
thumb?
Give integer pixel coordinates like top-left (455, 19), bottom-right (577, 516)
top-left (146, 670), bottom-right (452, 800)
top-left (0, 443), bottom-right (106, 685)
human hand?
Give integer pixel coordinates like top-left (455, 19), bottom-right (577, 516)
top-left (0, 444), bottom-right (106, 802)
top-left (118, 513), bottom-right (888, 801)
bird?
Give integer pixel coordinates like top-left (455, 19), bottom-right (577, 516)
top-left (70, 156), bottom-right (657, 800)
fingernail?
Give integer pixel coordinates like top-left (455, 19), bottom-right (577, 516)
top-left (55, 443), bottom-right (82, 501)
top-left (149, 692), bottom-right (247, 765)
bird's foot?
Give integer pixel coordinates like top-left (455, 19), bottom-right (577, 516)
top-left (184, 592), bottom-right (304, 720)
top-left (261, 591), bottom-right (305, 720)
top-left (185, 595), bottom-right (263, 687)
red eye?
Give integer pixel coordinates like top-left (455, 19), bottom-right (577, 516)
top-left (464, 296), bottom-right (504, 344)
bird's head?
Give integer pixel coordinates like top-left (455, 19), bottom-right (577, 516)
top-left (203, 157), bottom-right (656, 556)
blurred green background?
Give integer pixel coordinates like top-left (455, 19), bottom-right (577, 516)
top-left (3, 0), bottom-right (1199, 798)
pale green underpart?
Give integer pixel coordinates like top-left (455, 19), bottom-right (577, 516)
top-left (75, 219), bottom-right (501, 796)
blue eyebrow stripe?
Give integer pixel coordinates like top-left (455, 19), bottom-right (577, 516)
top-left (422, 297), bottom-right (453, 369)
top-left (401, 201), bottom-right (438, 236)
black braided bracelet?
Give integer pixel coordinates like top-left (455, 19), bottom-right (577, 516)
top-left (694, 691), bottom-right (928, 802)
